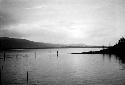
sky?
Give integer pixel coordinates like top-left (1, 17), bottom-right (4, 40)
top-left (0, 0), bottom-right (125, 45)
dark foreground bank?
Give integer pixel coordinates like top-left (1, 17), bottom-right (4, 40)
top-left (72, 37), bottom-right (125, 55)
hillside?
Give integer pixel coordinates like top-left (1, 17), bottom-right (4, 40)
top-left (72, 37), bottom-right (125, 54)
top-left (0, 37), bottom-right (104, 50)
top-left (0, 37), bottom-right (65, 50)
top-left (98, 37), bottom-right (125, 54)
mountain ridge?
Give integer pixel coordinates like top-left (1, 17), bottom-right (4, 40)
top-left (0, 37), bottom-right (104, 50)
top-left (0, 37), bottom-right (65, 50)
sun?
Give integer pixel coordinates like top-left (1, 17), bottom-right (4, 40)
top-left (70, 29), bottom-right (83, 39)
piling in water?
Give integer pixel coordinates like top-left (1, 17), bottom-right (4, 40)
top-left (35, 52), bottom-right (36, 59)
top-left (56, 50), bottom-right (59, 59)
top-left (27, 71), bottom-right (28, 84)
top-left (57, 50), bottom-right (58, 56)
top-left (16, 54), bottom-right (18, 58)
top-left (1, 66), bottom-right (3, 70)
top-left (3, 52), bottom-right (5, 61)
top-left (0, 69), bottom-right (2, 85)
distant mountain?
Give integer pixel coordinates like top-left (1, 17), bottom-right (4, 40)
top-left (64, 44), bottom-right (106, 48)
top-left (64, 44), bottom-right (87, 48)
top-left (0, 37), bottom-right (103, 50)
top-left (0, 37), bottom-right (65, 50)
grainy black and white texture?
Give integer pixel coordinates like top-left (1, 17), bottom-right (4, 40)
top-left (0, 0), bottom-right (125, 45)
top-left (0, 1), bottom-right (125, 85)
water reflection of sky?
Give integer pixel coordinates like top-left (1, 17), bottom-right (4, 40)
top-left (0, 48), bottom-right (125, 85)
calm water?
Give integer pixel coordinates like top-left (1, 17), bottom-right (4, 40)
top-left (0, 48), bottom-right (125, 85)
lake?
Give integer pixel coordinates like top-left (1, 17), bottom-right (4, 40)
top-left (0, 48), bottom-right (125, 85)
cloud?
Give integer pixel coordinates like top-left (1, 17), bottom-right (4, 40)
top-left (0, 11), bottom-right (17, 27)
top-left (0, 0), bottom-right (125, 45)
top-left (0, 9), bottom-right (19, 38)
top-left (0, 27), bottom-right (23, 38)
top-left (25, 5), bottom-right (46, 9)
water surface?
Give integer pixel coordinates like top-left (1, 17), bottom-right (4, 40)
top-left (0, 48), bottom-right (125, 85)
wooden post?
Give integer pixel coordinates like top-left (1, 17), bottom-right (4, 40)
top-left (27, 71), bottom-right (28, 84)
top-left (57, 50), bottom-right (58, 57)
top-left (16, 54), bottom-right (18, 58)
top-left (1, 66), bottom-right (3, 70)
top-left (3, 51), bottom-right (5, 61)
top-left (57, 50), bottom-right (59, 59)
top-left (35, 52), bottom-right (36, 60)
top-left (0, 68), bottom-right (2, 85)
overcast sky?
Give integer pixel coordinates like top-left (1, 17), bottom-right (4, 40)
top-left (0, 0), bottom-right (125, 45)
